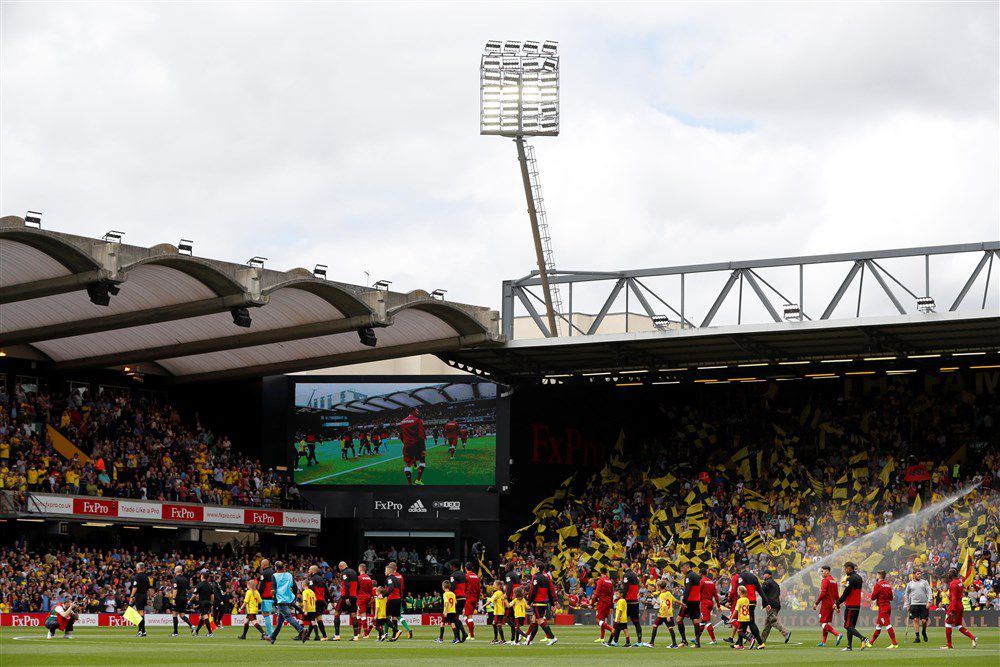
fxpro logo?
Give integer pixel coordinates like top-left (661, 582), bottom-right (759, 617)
top-left (408, 500), bottom-right (428, 513)
top-left (12, 615), bottom-right (41, 626)
top-left (374, 500), bottom-right (403, 511)
top-left (432, 501), bottom-right (461, 511)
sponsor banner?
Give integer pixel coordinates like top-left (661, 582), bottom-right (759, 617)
top-left (24, 494), bottom-right (320, 531)
top-left (244, 509), bottom-right (283, 526)
top-left (0, 612), bottom-right (474, 627)
top-left (72, 497), bottom-right (117, 516)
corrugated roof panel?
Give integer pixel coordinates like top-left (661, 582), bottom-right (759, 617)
top-left (159, 306), bottom-right (461, 376)
top-left (0, 264), bottom-right (216, 334)
top-left (37, 287), bottom-right (344, 361)
top-left (442, 383), bottom-right (474, 402)
top-left (0, 240), bottom-right (71, 286)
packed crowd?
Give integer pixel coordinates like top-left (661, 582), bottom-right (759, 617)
top-left (503, 377), bottom-right (1000, 614)
top-left (0, 383), bottom-right (300, 508)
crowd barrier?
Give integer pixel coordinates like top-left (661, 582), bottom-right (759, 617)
top-left (0, 613), bottom-right (487, 628)
top-left (570, 609), bottom-right (1000, 628)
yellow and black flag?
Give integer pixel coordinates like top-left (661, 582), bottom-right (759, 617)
top-left (849, 452), bottom-right (869, 479)
top-left (742, 530), bottom-right (766, 554)
top-left (833, 474), bottom-right (849, 500)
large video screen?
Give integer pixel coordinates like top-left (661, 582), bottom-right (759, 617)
top-left (290, 379), bottom-right (498, 486)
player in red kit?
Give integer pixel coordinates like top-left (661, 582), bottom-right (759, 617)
top-left (869, 570), bottom-right (898, 649)
top-left (444, 419), bottom-right (460, 460)
top-left (463, 562), bottom-right (481, 639)
top-left (356, 563), bottom-right (374, 639)
top-left (942, 568), bottom-right (977, 649)
top-left (525, 563), bottom-right (558, 646)
top-left (460, 427), bottom-right (468, 449)
top-left (399, 408), bottom-right (426, 485)
top-left (812, 565), bottom-right (842, 646)
top-left (593, 572), bottom-right (615, 642)
top-left (700, 567), bottom-right (722, 644)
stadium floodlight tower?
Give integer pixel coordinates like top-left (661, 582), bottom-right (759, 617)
top-left (481, 39), bottom-right (563, 336)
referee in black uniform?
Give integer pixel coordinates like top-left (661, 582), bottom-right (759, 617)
top-left (170, 565), bottom-right (194, 636)
top-left (194, 572), bottom-right (216, 636)
top-left (129, 562), bottom-right (152, 637)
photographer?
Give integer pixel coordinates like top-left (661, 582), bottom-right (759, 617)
top-left (45, 599), bottom-right (77, 639)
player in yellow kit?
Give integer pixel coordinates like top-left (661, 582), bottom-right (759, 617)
top-left (510, 588), bottom-right (528, 645)
top-left (605, 592), bottom-right (631, 647)
top-left (299, 578), bottom-right (317, 643)
top-left (650, 579), bottom-right (680, 648)
top-left (238, 579), bottom-right (268, 641)
top-left (373, 587), bottom-right (389, 642)
top-left (489, 582), bottom-right (508, 645)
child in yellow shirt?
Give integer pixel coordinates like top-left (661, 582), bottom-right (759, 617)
top-left (488, 582), bottom-right (508, 645)
top-left (650, 579), bottom-right (679, 648)
top-left (374, 587), bottom-right (389, 641)
top-left (439, 580), bottom-right (467, 643)
top-left (732, 585), bottom-right (759, 650)
top-left (605, 592), bottom-right (631, 647)
top-left (238, 579), bottom-right (267, 640)
top-left (511, 588), bottom-right (528, 644)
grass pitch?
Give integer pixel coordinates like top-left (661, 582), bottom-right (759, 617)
top-left (2, 624), bottom-right (995, 666)
top-left (295, 436), bottom-right (496, 486)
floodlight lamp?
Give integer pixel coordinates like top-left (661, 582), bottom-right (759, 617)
top-left (178, 239), bottom-right (194, 255)
top-left (541, 40), bottom-right (558, 54)
top-left (230, 306), bottom-right (252, 328)
top-left (25, 211), bottom-right (42, 228)
top-left (503, 40), bottom-right (521, 53)
top-left (542, 57), bottom-right (558, 71)
top-left (651, 315), bottom-right (671, 329)
top-left (482, 57), bottom-right (502, 70)
top-left (523, 40), bottom-right (540, 54)
top-left (313, 264), bottom-right (328, 279)
top-left (373, 279), bottom-right (392, 290)
top-left (916, 296), bottom-right (936, 313)
top-left (103, 230), bottom-right (125, 243)
top-left (358, 327), bottom-right (378, 347)
top-left (247, 256), bottom-right (267, 269)
top-left (783, 303), bottom-right (802, 322)
top-left (485, 39), bottom-right (502, 52)
top-left (431, 289), bottom-right (448, 300)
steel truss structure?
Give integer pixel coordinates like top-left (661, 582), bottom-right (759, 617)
top-left (502, 242), bottom-right (1000, 339)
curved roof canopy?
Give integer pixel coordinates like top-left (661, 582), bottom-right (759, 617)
top-left (314, 380), bottom-right (497, 414)
top-left (0, 216), bottom-right (501, 381)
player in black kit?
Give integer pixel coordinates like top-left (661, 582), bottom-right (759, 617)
top-left (129, 562), bottom-right (152, 637)
top-left (169, 565), bottom-right (194, 636)
top-left (503, 562), bottom-right (522, 637)
top-left (194, 573), bottom-right (217, 636)
top-left (212, 575), bottom-right (229, 634)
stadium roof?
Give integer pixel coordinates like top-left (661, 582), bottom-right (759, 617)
top-left (308, 381), bottom-right (499, 414)
top-left (0, 216), bottom-right (501, 381)
top-left (444, 311), bottom-right (1000, 378)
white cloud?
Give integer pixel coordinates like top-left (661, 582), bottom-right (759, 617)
top-left (1, 1), bottom-right (996, 319)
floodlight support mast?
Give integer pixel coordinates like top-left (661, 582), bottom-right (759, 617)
top-left (514, 135), bottom-right (559, 337)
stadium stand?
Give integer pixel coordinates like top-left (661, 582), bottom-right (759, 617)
top-left (500, 376), bottom-right (999, 614)
top-left (0, 382), bottom-right (299, 508)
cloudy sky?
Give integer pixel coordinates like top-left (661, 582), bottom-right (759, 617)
top-left (2, 2), bottom-right (997, 322)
